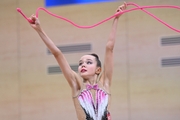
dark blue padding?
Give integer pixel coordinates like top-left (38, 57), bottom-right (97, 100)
top-left (45, 0), bottom-right (116, 7)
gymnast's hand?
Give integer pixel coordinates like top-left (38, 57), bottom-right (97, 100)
top-left (29, 14), bottom-right (42, 31)
top-left (115, 2), bottom-right (127, 18)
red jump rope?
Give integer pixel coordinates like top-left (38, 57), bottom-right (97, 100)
top-left (17, 2), bottom-right (180, 33)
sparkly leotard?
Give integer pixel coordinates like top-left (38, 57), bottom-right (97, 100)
top-left (77, 84), bottom-right (110, 120)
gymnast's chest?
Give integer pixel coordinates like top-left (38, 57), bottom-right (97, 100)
top-left (78, 88), bottom-right (108, 107)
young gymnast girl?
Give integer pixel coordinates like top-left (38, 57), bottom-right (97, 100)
top-left (29, 2), bottom-right (127, 120)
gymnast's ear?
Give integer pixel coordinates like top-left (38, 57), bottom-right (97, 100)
top-left (95, 67), bottom-right (101, 75)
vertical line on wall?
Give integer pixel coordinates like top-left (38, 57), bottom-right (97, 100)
top-left (125, 6), bottom-right (131, 120)
top-left (16, 0), bottom-right (21, 120)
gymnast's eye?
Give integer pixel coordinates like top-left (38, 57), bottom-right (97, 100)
top-left (79, 62), bottom-right (83, 66)
top-left (87, 61), bottom-right (92, 64)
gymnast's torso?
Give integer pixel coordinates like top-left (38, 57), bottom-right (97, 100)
top-left (73, 82), bottom-right (111, 120)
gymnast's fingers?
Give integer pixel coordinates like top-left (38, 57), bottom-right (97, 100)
top-left (117, 7), bottom-right (123, 13)
top-left (35, 17), bottom-right (40, 25)
top-left (30, 15), bottom-right (40, 25)
top-left (31, 15), bottom-right (36, 20)
top-left (122, 2), bottom-right (127, 10)
top-left (28, 14), bottom-right (35, 24)
top-left (118, 2), bottom-right (127, 11)
top-left (118, 5), bottom-right (124, 11)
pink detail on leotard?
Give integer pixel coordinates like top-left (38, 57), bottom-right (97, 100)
top-left (86, 84), bottom-right (99, 90)
top-left (78, 84), bottom-right (109, 120)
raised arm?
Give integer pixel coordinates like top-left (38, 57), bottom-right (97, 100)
top-left (102, 2), bottom-right (127, 87)
top-left (29, 15), bottom-right (80, 91)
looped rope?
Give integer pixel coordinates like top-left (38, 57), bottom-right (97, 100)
top-left (17, 2), bottom-right (180, 32)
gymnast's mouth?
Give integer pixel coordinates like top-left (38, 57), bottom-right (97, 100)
top-left (81, 69), bottom-right (87, 73)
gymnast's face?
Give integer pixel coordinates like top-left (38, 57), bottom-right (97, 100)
top-left (78, 55), bottom-right (99, 78)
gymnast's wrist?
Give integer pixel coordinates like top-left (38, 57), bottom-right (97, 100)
top-left (35, 27), bottom-right (43, 32)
